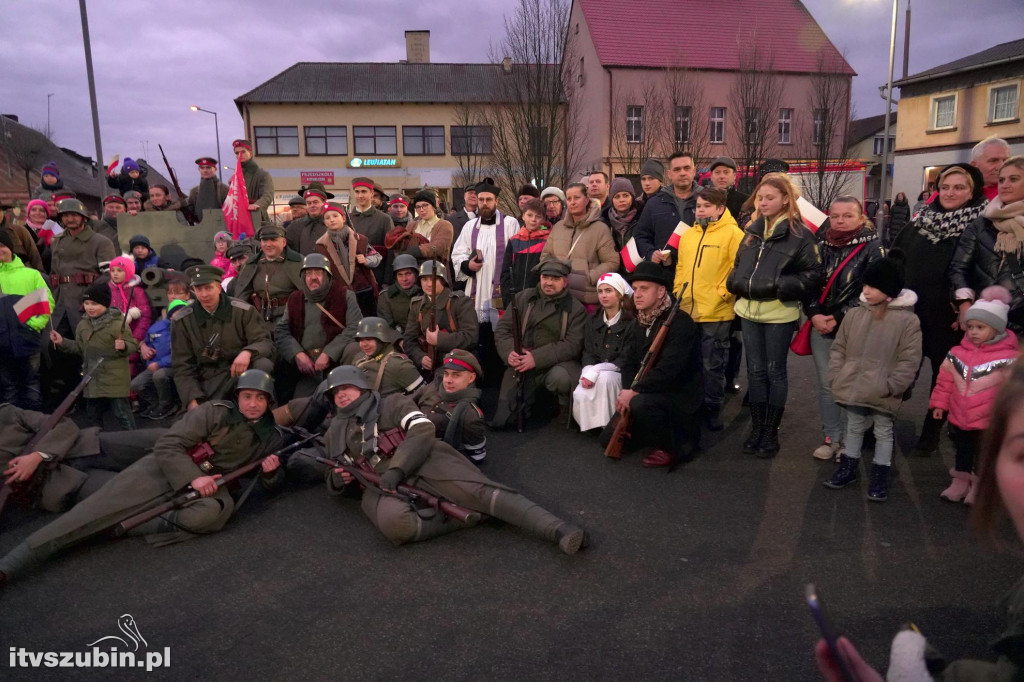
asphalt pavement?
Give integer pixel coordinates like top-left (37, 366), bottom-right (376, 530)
top-left (1, 354), bottom-right (1019, 681)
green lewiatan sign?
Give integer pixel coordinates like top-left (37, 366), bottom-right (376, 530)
top-left (349, 157), bottom-right (400, 168)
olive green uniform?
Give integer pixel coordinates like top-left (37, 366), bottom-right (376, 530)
top-left (403, 289), bottom-right (480, 369)
top-left (0, 401), bottom-right (285, 581)
top-left (170, 294), bottom-right (275, 406)
top-left (354, 343), bottom-right (424, 396)
top-left (377, 282), bottom-right (421, 334)
top-left (48, 225), bottom-right (117, 333)
top-left (491, 286), bottom-right (586, 427)
top-left (233, 249), bottom-right (304, 330)
top-left (416, 382), bottom-right (486, 463)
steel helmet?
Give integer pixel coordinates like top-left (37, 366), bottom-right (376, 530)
top-left (325, 365), bottom-right (370, 393)
top-left (300, 253), bottom-right (332, 275)
top-left (354, 316), bottom-right (396, 343)
top-left (56, 198), bottom-right (89, 219)
top-left (235, 369), bottom-right (276, 403)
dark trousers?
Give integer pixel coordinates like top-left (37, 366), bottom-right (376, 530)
top-left (949, 426), bottom-right (983, 473)
top-left (476, 321), bottom-right (505, 389)
top-left (85, 397), bottom-right (135, 431)
top-left (740, 318), bottom-right (795, 408)
top-left (0, 352), bottom-right (42, 411)
top-left (617, 393), bottom-right (701, 459)
top-left (725, 319), bottom-right (743, 384)
top-left (698, 321), bottom-right (732, 408)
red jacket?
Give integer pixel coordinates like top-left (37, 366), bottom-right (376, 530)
top-left (929, 331), bottom-right (1019, 430)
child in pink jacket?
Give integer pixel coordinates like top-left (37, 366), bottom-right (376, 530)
top-left (929, 286), bottom-right (1019, 504)
top-left (107, 255), bottom-right (152, 375)
top-left (210, 231), bottom-right (237, 280)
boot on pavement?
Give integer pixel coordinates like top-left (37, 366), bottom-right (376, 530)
top-left (867, 463), bottom-right (891, 502)
top-left (940, 469), bottom-right (972, 502)
top-left (743, 403), bottom-right (767, 454)
top-left (756, 405), bottom-right (784, 458)
top-left (824, 455), bottom-right (860, 489)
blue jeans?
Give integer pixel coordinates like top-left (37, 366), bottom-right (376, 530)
top-left (0, 352), bottom-right (41, 411)
top-left (740, 319), bottom-right (795, 408)
top-left (843, 406), bottom-right (893, 466)
top-left (810, 329), bottom-right (845, 442)
top-left (699, 321), bottom-right (732, 408)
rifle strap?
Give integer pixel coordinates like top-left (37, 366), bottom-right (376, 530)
top-left (315, 302), bottom-right (345, 330)
top-left (373, 352), bottom-right (396, 392)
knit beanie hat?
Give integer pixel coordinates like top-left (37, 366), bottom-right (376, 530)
top-left (41, 162), bottom-right (60, 181)
top-left (214, 231), bottom-right (233, 244)
top-left (862, 249), bottom-right (906, 299)
top-left (609, 177), bottom-right (636, 200)
top-left (26, 198), bottom-right (51, 218)
top-left (110, 255), bottom-right (136, 281)
top-left (123, 158), bottom-right (140, 173)
top-left (413, 189), bottom-right (438, 210)
top-left (540, 187), bottom-right (566, 204)
top-left (82, 280), bottom-right (112, 307)
top-left (129, 234), bottom-right (152, 250)
top-left (965, 286), bottom-right (1012, 334)
top-left (0, 228), bottom-right (14, 252)
top-left (639, 158), bottom-right (665, 183)
top-left (518, 184), bottom-right (540, 198)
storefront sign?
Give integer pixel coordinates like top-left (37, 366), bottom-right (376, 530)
top-left (300, 171), bottom-right (335, 185)
top-left (349, 157), bottom-right (400, 168)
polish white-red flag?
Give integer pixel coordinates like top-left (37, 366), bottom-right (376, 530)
top-left (797, 196), bottom-right (827, 233)
top-left (14, 288), bottom-right (52, 323)
top-left (222, 160), bottom-right (253, 239)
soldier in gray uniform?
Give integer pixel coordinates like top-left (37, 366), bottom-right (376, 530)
top-left (321, 366), bottom-right (586, 554)
top-left (49, 199), bottom-right (117, 335)
top-left (0, 370), bottom-right (286, 587)
top-left (417, 349), bottom-right (487, 464)
top-left (352, 317), bottom-right (424, 396)
top-left (171, 265), bottom-right (275, 411)
top-left (233, 224), bottom-right (304, 331)
top-left (403, 261), bottom-right (479, 375)
top-left (377, 253), bottom-right (421, 337)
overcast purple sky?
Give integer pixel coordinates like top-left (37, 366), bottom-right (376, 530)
top-left (1, 0), bottom-right (1019, 188)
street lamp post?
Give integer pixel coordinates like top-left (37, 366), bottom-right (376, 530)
top-left (877, 0), bottom-right (899, 244)
top-left (190, 105), bottom-right (223, 182)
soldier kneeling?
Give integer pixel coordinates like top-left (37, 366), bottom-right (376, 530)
top-left (321, 366), bottom-right (586, 554)
top-left (417, 349), bottom-right (487, 464)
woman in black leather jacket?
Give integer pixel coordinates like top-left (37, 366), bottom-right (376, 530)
top-left (949, 157), bottom-right (1024, 334)
top-left (803, 198), bottom-right (884, 461)
top-left (726, 173), bottom-right (823, 458)
top-left (892, 163), bottom-right (987, 455)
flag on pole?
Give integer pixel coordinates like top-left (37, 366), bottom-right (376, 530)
top-left (222, 160), bottom-right (254, 239)
top-left (620, 238), bottom-right (644, 273)
top-left (797, 196), bottom-right (827, 233)
top-left (664, 220), bottom-right (692, 250)
top-left (13, 288), bottom-right (51, 323)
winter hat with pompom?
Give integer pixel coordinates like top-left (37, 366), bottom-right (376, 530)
top-left (109, 255), bottom-right (136, 281)
top-left (965, 285), bottom-right (1012, 334)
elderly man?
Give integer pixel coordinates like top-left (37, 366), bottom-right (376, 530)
top-left (972, 136), bottom-right (1011, 200)
top-left (319, 365), bottom-right (586, 554)
top-left (283, 195), bottom-right (307, 228)
top-left (404, 261), bottom-right (478, 375)
top-left (633, 151), bottom-right (698, 274)
top-left (171, 265), bottom-right (274, 411)
top-left (285, 182), bottom-right (333, 255)
top-left (349, 176), bottom-right (394, 284)
top-left (233, 139), bottom-right (274, 223)
top-left (491, 258), bottom-right (586, 428)
top-left (186, 157), bottom-right (229, 222)
top-left (0, 370), bottom-right (287, 587)
top-left (234, 224), bottom-right (304, 331)
top-left (708, 156), bottom-right (749, 222)
top-left (603, 261), bottom-right (702, 469)
top-left (276, 253), bottom-right (362, 399)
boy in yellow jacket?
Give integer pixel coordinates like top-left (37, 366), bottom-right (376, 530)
top-left (672, 187), bottom-right (744, 430)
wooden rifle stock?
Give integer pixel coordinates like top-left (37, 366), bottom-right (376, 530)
top-left (158, 144), bottom-right (199, 226)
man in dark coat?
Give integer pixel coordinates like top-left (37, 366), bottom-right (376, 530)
top-left (320, 365), bottom-right (585, 553)
top-left (285, 182), bottom-right (332, 255)
top-left (0, 371), bottom-right (287, 587)
top-left (403, 262), bottom-right (479, 376)
top-left (349, 176), bottom-right (394, 285)
top-left (633, 151), bottom-right (698, 277)
top-left (232, 139), bottom-right (274, 223)
top-left (93, 194), bottom-right (125, 253)
top-left (602, 261), bottom-right (702, 469)
top-left (234, 224), bottom-right (305, 331)
top-left (186, 157), bottom-right (229, 223)
top-left (709, 156), bottom-right (750, 224)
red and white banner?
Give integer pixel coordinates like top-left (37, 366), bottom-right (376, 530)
top-left (797, 196), bottom-right (827, 233)
top-left (222, 160), bottom-right (254, 239)
top-left (14, 287), bottom-right (51, 323)
top-left (665, 221), bottom-right (692, 250)
top-left (620, 238), bottom-right (643, 273)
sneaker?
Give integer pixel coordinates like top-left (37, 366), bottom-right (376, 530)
top-left (812, 437), bottom-right (841, 461)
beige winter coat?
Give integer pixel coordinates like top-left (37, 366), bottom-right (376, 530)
top-left (829, 289), bottom-right (923, 416)
top-left (541, 202), bottom-right (619, 305)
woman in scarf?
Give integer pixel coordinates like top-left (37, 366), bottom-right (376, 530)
top-left (892, 163), bottom-right (987, 455)
top-left (23, 198), bottom-right (62, 272)
top-left (602, 177), bottom-right (640, 276)
top-left (315, 202), bottom-right (381, 317)
top-left (383, 189), bottom-right (454, 275)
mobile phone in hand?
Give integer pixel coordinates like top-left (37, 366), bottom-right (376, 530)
top-left (806, 583), bottom-right (856, 682)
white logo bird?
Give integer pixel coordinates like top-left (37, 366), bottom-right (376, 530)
top-left (87, 614), bottom-right (147, 652)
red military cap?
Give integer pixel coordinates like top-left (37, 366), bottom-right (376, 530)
top-left (232, 139), bottom-right (253, 152)
top-left (195, 157), bottom-right (218, 167)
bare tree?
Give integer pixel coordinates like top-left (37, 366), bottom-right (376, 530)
top-left (451, 102), bottom-right (490, 191)
top-left (663, 63), bottom-right (710, 166)
top-left (478, 0), bottom-right (585, 214)
top-left (728, 39), bottom-right (784, 193)
top-left (797, 50), bottom-right (856, 210)
top-left (608, 80), bottom-right (669, 177)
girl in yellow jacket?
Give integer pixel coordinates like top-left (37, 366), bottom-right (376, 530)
top-left (672, 187), bottom-right (744, 430)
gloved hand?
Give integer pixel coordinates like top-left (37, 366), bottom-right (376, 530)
top-left (379, 468), bottom-right (404, 493)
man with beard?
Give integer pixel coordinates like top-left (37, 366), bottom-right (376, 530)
top-left (275, 253), bottom-right (361, 399)
top-left (171, 265), bottom-right (274, 411)
top-left (285, 182), bottom-right (333, 255)
top-left (490, 258), bottom-right (586, 428)
top-left (234, 224), bottom-right (304, 331)
top-left (349, 177), bottom-right (394, 285)
top-left (232, 140), bottom-right (274, 223)
top-left (186, 157), bottom-right (229, 223)
top-left (403, 262), bottom-right (478, 376)
top-left (377, 253), bottom-right (421, 336)
top-left (417, 349), bottom-right (487, 464)
top-left (93, 194), bottom-right (125, 252)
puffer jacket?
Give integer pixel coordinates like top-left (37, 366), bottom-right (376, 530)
top-left (726, 216), bottom-right (823, 303)
top-left (0, 255), bottom-right (54, 357)
top-left (109, 276), bottom-right (152, 344)
top-left (803, 223), bottom-right (885, 335)
top-left (672, 208), bottom-right (744, 322)
top-left (948, 212), bottom-right (1024, 332)
top-left (59, 308), bottom-right (138, 398)
top-left (581, 308), bottom-right (634, 367)
top-left (929, 330), bottom-right (1018, 431)
top-left (889, 199), bottom-right (911, 236)
top-left (829, 289), bottom-right (923, 416)
top-left (541, 202), bottom-right (619, 305)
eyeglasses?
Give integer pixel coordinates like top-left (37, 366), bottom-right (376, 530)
top-left (414, 203), bottom-right (432, 210)
top-left (544, 198), bottom-right (561, 205)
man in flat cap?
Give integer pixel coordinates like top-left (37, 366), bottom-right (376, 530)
top-left (232, 139), bottom-right (274, 223)
top-left (403, 261), bottom-right (479, 376)
top-left (283, 195), bottom-right (307, 229)
top-left (92, 194), bottom-right (125, 252)
top-left (223, 243), bottom-right (253, 297)
top-left (171, 264), bottom-right (274, 411)
top-left (491, 257), bottom-right (586, 428)
top-left (416, 349), bottom-right (487, 464)
top-left (349, 176), bottom-right (394, 285)
top-left (708, 156), bottom-right (749, 224)
top-left (448, 183), bottom-right (478, 244)
top-left (186, 157), bottom-right (229, 223)
top-left (285, 181), bottom-right (333, 255)
top-left (234, 223), bottom-right (304, 331)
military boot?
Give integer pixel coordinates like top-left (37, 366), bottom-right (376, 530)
top-left (489, 490), bottom-right (586, 555)
top-left (743, 403), bottom-right (767, 454)
top-left (756, 405), bottom-right (784, 458)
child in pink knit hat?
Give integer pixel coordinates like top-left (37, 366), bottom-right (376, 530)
top-left (210, 231), bottom-right (236, 279)
top-left (107, 255), bottom-right (152, 375)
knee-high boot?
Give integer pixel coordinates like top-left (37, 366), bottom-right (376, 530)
top-left (488, 489), bottom-right (586, 555)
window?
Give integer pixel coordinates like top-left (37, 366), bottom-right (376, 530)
top-left (745, 108), bottom-right (761, 144)
top-left (813, 109), bottom-right (827, 146)
top-left (872, 135), bottom-right (895, 156)
top-left (528, 126), bottom-right (550, 158)
top-left (451, 126), bottom-right (493, 155)
top-left (626, 106), bottom-right (643, 143)
top-left (674, 106), bottom-right (691, 144)
top-left (353, 126), bottom-right (397, 155)
top-left (304, 126), bottom-right (347, 155)
top-left (709, 107), bottom-right (726, 144)
top-left (777, 108), bottom-right (792, 144)
top-left (254, 126), bottom-right (298, 156)
top-left (931, 95), bottom-right (956, 129)
top-left (990, 84), bottom-right (1019, 122)
top-left (403, 126), bottom-right (445, 155)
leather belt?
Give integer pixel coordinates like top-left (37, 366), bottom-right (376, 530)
top-left (50, 272), bottom-right (99, 287)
